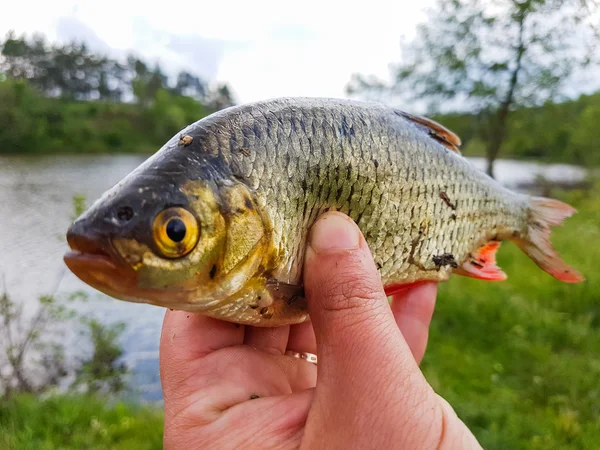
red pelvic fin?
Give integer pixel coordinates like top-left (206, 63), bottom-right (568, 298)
top-left (384, 281), bottom-right (427, 297)
top-left (454, 241), bottom-right (507, 281)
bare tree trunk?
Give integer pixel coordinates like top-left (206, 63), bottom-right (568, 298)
top-left (485, 15), bottom-right (526, 178)
top-left (485, 147), bottom-right (496, 177)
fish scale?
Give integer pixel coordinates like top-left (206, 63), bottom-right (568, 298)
top-left (229, 99), bottom-right (517, 285)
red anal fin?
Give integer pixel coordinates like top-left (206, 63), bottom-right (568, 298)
top-left (384, 281), bottom-right (427, 297)
top-left (395, 110), bottom-right (462, 155)
top-left (454, 241), bottom-right (507, 281)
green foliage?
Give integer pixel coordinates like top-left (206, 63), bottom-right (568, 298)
top-left (0, 79), bottom-right (51, 153)
top-left (0, 31), bottom-right (235, 155)
top-left (430, 91), bottom-right (600, 166)
top-left (204, 83), bottom-right (236, 111)
top-left (568, 103), bottom-right (600, 166)
top-left (72, 194), bottom-right (86, 219)
top-left (0, 393), bottom-right (163, 450)
top-left (0, 78), bottom-right (213, 154)
top-left (143, 87), bottom-right (211, 141)
top-left (74, 320), bottom-right (128, 395)
top-left (422, 183), bottom-right (600, 449)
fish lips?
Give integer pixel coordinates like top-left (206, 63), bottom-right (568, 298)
top-left (64, 224), bottom-right (138, 297)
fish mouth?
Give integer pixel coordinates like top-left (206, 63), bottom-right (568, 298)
top-left (64, 225), bottom-right (139, 301)
top-left (63, 250), bottom-right (121, 273)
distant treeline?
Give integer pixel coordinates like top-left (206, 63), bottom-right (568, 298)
top-left (0, 31), bottom-right (598, 166)
top-left (435, 93), bottom-right (600, 166)
top-left (0, 31), bottom-right (234, 154)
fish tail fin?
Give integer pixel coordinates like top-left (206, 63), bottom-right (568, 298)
top-left (514, 196), bottom-right (584, 283)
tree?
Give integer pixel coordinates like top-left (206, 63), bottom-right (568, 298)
top-left (127, 56), bottom-right (168, 107)
top-left (173, 70), bottom-right (206, 101)
top-left (206, 83), bottom-right (236, 111)
top-left (1, 31), bottom-right (52, 90)
top-left (347, 0), bottom-right (599, 177)
top-left (1, 31), bottom-right (127, 101)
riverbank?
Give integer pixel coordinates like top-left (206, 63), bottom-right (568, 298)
top-left (2, 77), bottom-right (600, 168)
top-left (0, 79), bottom-right (214, 156)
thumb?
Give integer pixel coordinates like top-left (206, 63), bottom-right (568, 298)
top-left (302, 211), bottom-right (438, 447)
top-left (304, 211), bottom-right (420, 379)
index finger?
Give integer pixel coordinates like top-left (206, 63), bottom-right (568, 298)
top-left (390, 282), bottom-right (438, 364)
top-left (159, 310), bottom-right (244, 384)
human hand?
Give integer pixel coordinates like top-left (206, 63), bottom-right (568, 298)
top-left (160, 211), bottom-right (482, 449)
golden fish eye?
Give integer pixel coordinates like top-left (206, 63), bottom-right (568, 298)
top-left (152, 207), bottom-right (199, 258)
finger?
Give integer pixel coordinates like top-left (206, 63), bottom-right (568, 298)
top-left (243, 325), bottom-right (290, 355)
top-left (166, 389), bottom-right (314, 450)
top-left (391, 281), bottom-right (438, 364)
top-left (160, 310), bottom-right (244, 395)
top-left (287, 321), bottom-right (317, 355)
top-left (302, 211), bottom-right (437, 449)
top-left (160, 310), bottom-right (244, 362)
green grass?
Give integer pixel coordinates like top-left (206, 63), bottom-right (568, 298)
top-left (1, 184), bottom-right (599, 449)
top-left (423, 184), bottom-right (600, 449)
top-left (0, 394), bottom-right (163, 450)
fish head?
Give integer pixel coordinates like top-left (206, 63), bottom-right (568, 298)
top-left (64, 138), bottom-right (272, 312)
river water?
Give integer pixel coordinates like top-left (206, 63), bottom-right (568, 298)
top-left (0, 154), bottom-right (588, 401)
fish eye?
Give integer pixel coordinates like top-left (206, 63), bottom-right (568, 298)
top-left (152, 207), bottom-right (199, 258)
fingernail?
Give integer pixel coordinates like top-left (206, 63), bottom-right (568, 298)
top-left (309, 212), bottom-right (360, 252)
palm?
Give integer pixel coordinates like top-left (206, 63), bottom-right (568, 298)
top-left (160, 314), bottom-right (318, 449)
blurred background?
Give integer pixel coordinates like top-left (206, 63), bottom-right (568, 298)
top-left (1, 0), bottom-right (599, 448)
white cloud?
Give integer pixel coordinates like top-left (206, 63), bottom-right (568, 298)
top-left (0, 0), bottom-right (434, 104)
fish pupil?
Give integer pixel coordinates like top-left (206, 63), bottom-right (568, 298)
top-left (166, 219), bottom-right (186, 242)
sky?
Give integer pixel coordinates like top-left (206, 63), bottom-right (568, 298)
top-left (0, 0), bottom-right (436, 104)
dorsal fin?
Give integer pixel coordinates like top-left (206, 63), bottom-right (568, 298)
top-left (395, 111), bottom-right (462, 155)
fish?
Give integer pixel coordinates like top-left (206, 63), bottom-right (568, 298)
top-left (64, 97), bottom-right (584, 327)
